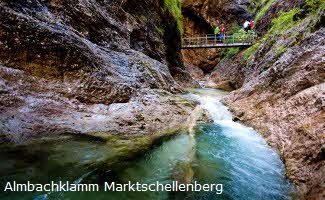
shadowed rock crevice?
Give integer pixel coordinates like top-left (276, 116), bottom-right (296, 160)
top-left (182, 7), bottom-right (214, 34)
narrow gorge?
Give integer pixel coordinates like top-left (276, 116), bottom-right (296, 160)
top-left (0, 0), bottom-right (324, 200)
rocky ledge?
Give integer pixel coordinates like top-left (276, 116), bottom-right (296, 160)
top-left (0, 0), bottom-right (206, 154)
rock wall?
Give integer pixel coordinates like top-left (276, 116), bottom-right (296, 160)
top-left (0, 0), bottom-right (200, 143)
top-left (181, 0), bottom-right (255, 78)
top-left (207, 0), bottom-right (324, 198)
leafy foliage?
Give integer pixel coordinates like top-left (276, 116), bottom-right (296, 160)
top-left (255, 0), bottom-right (276, 22)
top-left (164, 0), bottom-right (183, 34)
top-left (244, 8), bottom-right (301, 61)
top-left (243, 0), bottom-right (324, 61)
top-left (221, 28), bottom-right (256, 60)
top-left (243, 42), bottom-right (260, 60)
top-left (264, 9), bottom-right (302, 39)
top-left (221, 47), bottom-right (241, 60)
top-left (305, 0), bottom-right (322, 13)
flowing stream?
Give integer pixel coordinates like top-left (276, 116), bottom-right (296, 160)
top-left (0, 89), bottom-right (296, 200)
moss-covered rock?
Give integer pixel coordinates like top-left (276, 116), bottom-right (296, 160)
top-left (164, 0), bottom-right (184, 34)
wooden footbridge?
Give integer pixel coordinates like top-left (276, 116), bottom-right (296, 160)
top-left (181, 34), bottom-right (256, 49)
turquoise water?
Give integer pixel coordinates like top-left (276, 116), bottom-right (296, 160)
top-left (0, 89), bottom-right (296, 200)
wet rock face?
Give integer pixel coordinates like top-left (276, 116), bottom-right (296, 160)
top-left (222, 29), bottom-right (325, 198)
top-left (206, 55), bottom-right (246, 91)
top-left (0, 64), bottom-right (202, 143)
top-left (182, 0), bottom-right (253, 23)
top-left (0, 0), bottom-right (199, 142)
top-left (181, 0), bottom-right (254, 78)
top-left (0, 0), bottom-right (196, 99)
top-left (181, 14), bottom-right (219, 76)
top-left (207, 0), bottom-right (325, 196)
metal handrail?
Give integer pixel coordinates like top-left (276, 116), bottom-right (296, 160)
top-left (182, 34), bottom-right (256, 47)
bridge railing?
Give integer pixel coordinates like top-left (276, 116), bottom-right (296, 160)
top-left (182, 34), bottom-right (256, 47)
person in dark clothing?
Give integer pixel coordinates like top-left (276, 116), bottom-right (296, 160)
top-left (247, 23), bottom-right (252, 31)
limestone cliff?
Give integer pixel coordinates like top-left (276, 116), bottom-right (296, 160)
top-left (0, 0), bottom-right (200, 144)
top-left (205, 0), bottom-right (324, 198)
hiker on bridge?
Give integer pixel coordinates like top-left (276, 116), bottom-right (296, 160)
top-left (244, 20), bottom-right (255, 32)
top-left (244, 20), bottom-right (250, 31)
top-left (250, 21), bottom-right (255, 29)
top-left (214, 25), bottom-right (220, 41)
top-left (220, 24), bottom-right (226, 42)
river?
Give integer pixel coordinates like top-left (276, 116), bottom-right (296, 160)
top-left (0, 89), bottom-right (296, 200)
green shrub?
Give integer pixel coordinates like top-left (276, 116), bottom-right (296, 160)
top-left (221, 47), bottom-right (241, 60)
top-left (244, 0), bottom-right (324, 62)
top-left (264, 8), bottom-right (302, 40)
top-left (243, 8), bottom-right (301, 61)
top-left (305, 0), bottom-right (321, 13)
top-left (243, 42), bottom-right (260, 60)
top-left (233, 29), bottom-right (255, 42)
top-left (220, 28), bottom-right (256, 60)
top-left (164, 0), bottom-right (183, 34)
top-left (255, 0), bottom-right (276, 22)
top-left (228, 23), bottom-right (241, 33)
